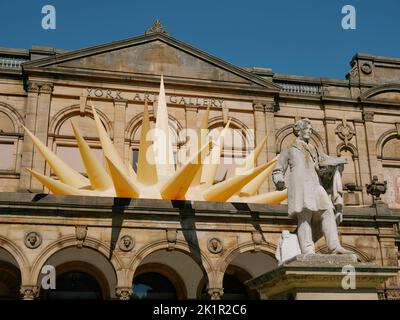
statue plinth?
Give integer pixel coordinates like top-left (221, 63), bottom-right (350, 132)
top-left (246, 254), bottom-right (399, 300)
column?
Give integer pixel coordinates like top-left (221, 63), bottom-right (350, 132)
top-left (113, 99), bottom-right (127, 159)
top-left (264, 102), bottom-right (277, 192)
top-left (253, 101), bottom-right (267, 193)
top-left (19, 81), bottom-right (53, 192)
top-left (185, 105), bottom-right (198, 159)
top-left (363, 111), bottom-right (384, 181)
top-left (324, 117), bottom-right (338, 156)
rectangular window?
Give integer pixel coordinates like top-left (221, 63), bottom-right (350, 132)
top-left (0, 141), bottom-right (15, 170)
top-left (383, 166), bottom-right (400, 209)
top-left (56, 145), bottom-right (104, 175)
top-left (132, 149), bottom-right (139, 173)
top-left (215, 155), bottom-right (238, 183)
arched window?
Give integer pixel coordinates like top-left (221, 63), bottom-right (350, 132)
top-left (132, 272), bottom-right (177, 300)
top-left (338, 146), bottom-right (362, 205)
top-left (52, 112), bottom-right (106, 176)
top-left (208, 119), bottom-right (249, 181)
top-left (381, 137), bottom-right (400, 208)
top-left (0, 111), bottom-right (19, 172)
top-left (127, 110), bottom-right (181, 171)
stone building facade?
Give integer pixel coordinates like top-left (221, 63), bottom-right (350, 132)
top-left (0, 23), bottom-right (399, 299)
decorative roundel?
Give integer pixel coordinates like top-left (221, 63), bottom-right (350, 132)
top-left (24, 232), bottom-right (42, 249)
top-left (361, 62), bottom-right (372, 75)
top-left (207, 237), bottom-right (223, 254)
top-left (119, 235), bottom-right (135, 252)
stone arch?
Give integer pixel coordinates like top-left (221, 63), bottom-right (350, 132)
top-left (217, 241), bottom-right (277, 274)
top-left (208, 116), bottom-right (253, 150)
top-left (223, 264), bottom-right (260, 299)
top-left (133, 262), bottom-right (188, 299)
top-left (212, 241), bottom-right (277, 289)
top-left (337, 143), bottom-right (361, 189)
top-left (30, 235), bottom-right (124, 287)
top-left (0, 101), bottom-right (24, 133)
top-left (276, 123), bottom-right (326, 153)
top-left (316, 243), bottom-right (371, 262)
top-left (336, 142), bottom-right (359, 158)
top-left (126, 239), bottom-right (213, 287)
top-left (49, 105), bottom-right (113, 136)
top-left (0, 260), bottom-right (21, 299)
top-left (125, 110), bottom-right (183, 143)
top-left (361, 83), bottom-right (400, 99)
top-left (376, 129), bottom-right (400, 160)
top-left (40, 260), bottom-right (111, 299)
top-left (0, 236), bottom-right (30, 284)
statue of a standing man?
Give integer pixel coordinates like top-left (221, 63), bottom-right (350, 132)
top-left (272, 118), bottom-right (351, 255)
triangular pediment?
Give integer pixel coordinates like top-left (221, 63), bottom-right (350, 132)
top-left (23, 33), bottom-right (280, 91)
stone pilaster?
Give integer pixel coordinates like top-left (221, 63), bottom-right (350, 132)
top-left (264, 102), bottom-right (277, 192)
top-left (363, 111), bottom-right (384, 183)
top-left (324, 117), bottom-right (337, 156)
top-left (113, 99), bottom-right (127, 159)
top-left (19, 81), bottom-right (53, 192)
top-left (354, 119), bottom-right (372, 205)
top-left (185, 105), bottom-right (198, 159)
top-left (253, 101), bottom-right (268, 193)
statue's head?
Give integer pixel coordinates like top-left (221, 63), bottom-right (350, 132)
top-left (293, 118), bottom-right (312, 142)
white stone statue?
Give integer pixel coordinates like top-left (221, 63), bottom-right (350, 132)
top-left (275, 230), bottom-right (301, 265)
top-left (272, 118), bottom-right (351, 255)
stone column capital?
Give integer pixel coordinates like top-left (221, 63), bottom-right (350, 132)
top-left (363, 111), bottom-right (374, 122)
top-left (113, 99), bottom-right (128, 107)
top-left (20, 285), bottom-right (39, 300)
top-left (208, 288), bottom-right (224, 300)
top-left (252, 101), bottom-right (265, 112)
top-left (253, 100), bottom-right (275, 113)
top-left (185, 105), bottom-right (198, 112)
top-left (116, 287), bottom-right (133, 300)
top-left (26, 81), bottom-right (54, 94)
top-left (324, 117), bottom-right (336, 125)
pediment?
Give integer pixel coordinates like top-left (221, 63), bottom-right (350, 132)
top-left (23, 33), bottom-right (280, 91)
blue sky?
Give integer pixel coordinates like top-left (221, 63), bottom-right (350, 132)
top-left (0, 0), bottom-right (398, 79)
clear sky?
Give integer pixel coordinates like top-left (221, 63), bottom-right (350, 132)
top-left (0, 0), bottom-right (398, 79)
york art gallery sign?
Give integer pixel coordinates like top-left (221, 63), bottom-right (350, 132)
top-left (86, 88), bottom-right (225, 107)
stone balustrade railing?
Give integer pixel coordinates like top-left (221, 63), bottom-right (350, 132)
top-left (0, 56), bottom-right (28, 69)
top-left (276, 81), bottom-right (321, 95)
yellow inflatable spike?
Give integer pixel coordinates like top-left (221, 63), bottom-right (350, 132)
top-left (154, 74), bottom-right (175, 179)
top-left (105, 156), bottom-right (140, 198)
top-left (236, 136), bottom-right (268, 175)
top-left (125, 161), bottom-right (137, 180)
top-left (191, 103), bottom-right (211, 186)
top-left (236, 189), bottom-right (288, 204)
top-left (161, 141), bottom-right (212, 200)
top-left (26, 168), bottom-right (90, 196)
top-left (201, 118), bottom-right (232, 187)
top-left (90, 102), bottom-right (131, 177)
top-left (23, 126), bottom-right (89, 189)
top-left (71, 121), bottom-right (113, 191)
top-left (202, 160), bottom-right (275, 202)
top-left (239, 157), bottom-right (277, 197)
top-left (137, 101), bottom-right (158, 185)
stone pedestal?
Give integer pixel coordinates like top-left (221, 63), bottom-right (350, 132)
top-left (246, 254), bottom-right (399, 300)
